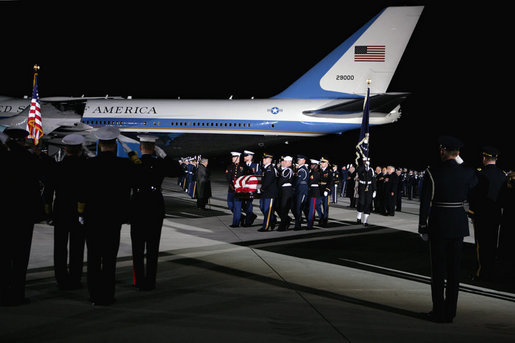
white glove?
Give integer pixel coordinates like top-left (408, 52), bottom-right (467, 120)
top-left (323, 191), bottom-right (328, 197)
top-left (456, 155), bottom-right (464, 165)
top-left (78, 216), bottom-right (85, 225)
top-left (154, 145), bottom-right (167, 158)
top-left (118, 139), bottom-right (132, 153)
top-left (420, 233), bottom-right (428, 242)
top-left (373, 191), bottom-right (376, 198)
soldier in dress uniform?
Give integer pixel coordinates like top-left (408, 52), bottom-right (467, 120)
top-left (226, 152), bottom-right (249, 228)
top-left (319, 157), bottom-right (333, 227)
top-left (331, 164), bottom-right (340, 203)
top-left (294, 155), bottom-right (309, 231)
top-left (129, 135), bottom-right (176, 291)
top-left (356, 158), bottom-right (376, 226)
top-left (242, 150), bottom-right (259, 226)
top-left (258, 153), bottom-right (278, 231)
top-left (277, 156), bottom-right (294, 231)
top-left (79, 126), bottom-right (134, 305)
top-left (307, 159), bottom-right (323, 230)
top-left (419, 136), bottom-right (477, 323)
top-left (187, 157), bottom-right (198, 198)
top-left (469, 146), bottom-right (506, 281)
top-left (44, 134), bottom-right (87, 290)
top-left (0, 128), bottom-right (44, 306)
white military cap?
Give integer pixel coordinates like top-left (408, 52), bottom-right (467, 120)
top-left (283, 156), bottom-right (293, 161)
top-left (137, 134), bottom-right (158, 143)
top-left (310, 159), bottom-right (319, 164)
top-left (231, 151), bottom-right (241, 157)
top-left (62, 133), bottom-right (84, 145)
top-left (94, 126), bottom-right (120, 140)
top-left (243, 150), bottom-right (255, 155)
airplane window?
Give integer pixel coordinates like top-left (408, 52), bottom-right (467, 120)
top-left (193, 123), bottom-right (196, 126)
top-left (158, 121), bottom-right (160, 126)
top-left (271, 124), bottom-right (275, 128)
top-left (144, 121), bottom-right (147, 125)
top-left (238, 123), bottom-right (241, 127)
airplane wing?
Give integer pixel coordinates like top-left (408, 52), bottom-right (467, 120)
top-left (302, 93), bottom-right (409, 116)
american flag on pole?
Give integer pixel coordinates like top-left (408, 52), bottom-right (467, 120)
top-left (354, 45), bottom-right (385, 62)
top-left (26, 70), bottom-right (43, 145)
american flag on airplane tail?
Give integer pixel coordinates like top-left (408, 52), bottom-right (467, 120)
top-left (354, 45), bottom-right (385, 62)
top-left (26, 73), bottom-right (43, 145)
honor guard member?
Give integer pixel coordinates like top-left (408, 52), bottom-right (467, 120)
top-left (470, 146), bottom-right (506, 281)
top-left (419, 136), bottom-right (477, 323)
top-left (242, 150), bottom-right (259, 226)
top-left (319, 157), bottom-right (333, 227)
top-left (44, 134), bottom-right (87, 290)
top-left (356, 158), bottom-right (376, 226)
top-left (294, 155), bottom-right (309, 230)
top-left (187, 157), bottom-right (198, 198)
top-left (181, 158), bottom-right (189, 191)
top-left (129, 135), bottom-right (174, 291)
top-left (79, 126), bottom-right (134, 305)
top-left (307, 159), bottom-right (323, 229)
top-left (331, 164), bottom-right (340, 203)
top-left (258, 153), bottom-right (278, 231)
top-left (226, 152), bottom-right (249, 228)
top-left (277, 156), bottom-right (294, 231)
top-left (0, 128), bottom-right (44, 306)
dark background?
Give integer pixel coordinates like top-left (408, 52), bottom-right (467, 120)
top-left (0, 1), bottom-right (511, 170)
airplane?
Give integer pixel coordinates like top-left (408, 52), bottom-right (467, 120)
top-left (1, 6), bottom-right (423, 157)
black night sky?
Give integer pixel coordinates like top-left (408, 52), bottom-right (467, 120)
top-left (1, 1), bottom-right (512, 170)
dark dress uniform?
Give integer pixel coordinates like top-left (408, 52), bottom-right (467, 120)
top-left (470, 158), bottom-right (506, 280)
top-left (0, 130), bottom-right (44, 306)
top-left (259, 160), bottom-right (278, 231)
top-left (196, 163), bottom-right (212, 210)
top-left (277, 163), bottom-right (294, 231)
top-left (81, 149), bottom-right (133, 305)
top-left (242, 159), bottom-right (260, 226)
top-left (294, 163), bottom-right (309, 230)
top-left (307, 168), bottom-right (323, 229)
top-left (346, 169), bottom-right (357, 208)
top-left (331, 168), bottom-right (340, 203)
top-left (319, 165), bottom-right (333, 227)
top-left (226, 160), bottom-right (250, 227)
top-left (357, 164), bottom-right (376, 218)
top-left (130, 153), bottom-right (175, 290)
top-left (44, 153), bottom-right (87, 290)
top-left (419, 144), bottom-right (477, 323)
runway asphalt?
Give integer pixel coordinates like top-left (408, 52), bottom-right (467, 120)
top-left (1, 175), bottom-right (514, 343)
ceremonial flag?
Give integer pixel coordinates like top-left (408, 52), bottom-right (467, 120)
top-left (355, 85), bottom-right (370, 165)
top-left (26, 70), bottom-right (43, 145)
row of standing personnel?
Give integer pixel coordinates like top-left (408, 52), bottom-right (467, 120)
top-left (0, 126), bottom-right (179, 307)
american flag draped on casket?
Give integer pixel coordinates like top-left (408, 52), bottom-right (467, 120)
top-left (234, 175), bottom-right (262, 199)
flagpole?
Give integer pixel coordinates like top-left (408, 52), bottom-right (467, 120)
top-left (355, 79), bottom-right (371, 166)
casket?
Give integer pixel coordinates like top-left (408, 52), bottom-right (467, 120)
top-left (234, 175), bottom-right (262, 199)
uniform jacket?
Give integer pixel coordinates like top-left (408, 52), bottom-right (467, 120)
top-left (419, 159), bottom-right (478, 238)
top-left (319, 167), bottom-right (333, 195)
top-left (308, 169), bottom-right (322, 198)
top-left (226, 162), bottom-right (250, 193)
top-left (470, 164), bottom-right (506, 217)
top-left (260, 163), bottom-right (278, 198)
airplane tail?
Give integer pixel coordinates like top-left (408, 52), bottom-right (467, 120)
top-left (273, 6), bottom-right (424, 99)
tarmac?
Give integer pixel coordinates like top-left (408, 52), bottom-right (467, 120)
top-left (1, 174), bottom-right (515, 343)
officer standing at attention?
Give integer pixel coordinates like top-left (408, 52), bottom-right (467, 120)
top-left (226, 152), bottom-right (249, 228)
top-left (277, 156), bottom-right (294, 231)
top-left (0, 128), bottom-right (44, 306)
top-left (128, 135), bottom-right (175, 291)
top-left (44, 134), bottom-right (88, 290)
top-left (242, 150), bottom-right (259, 226)
top-left (470, 146), bottom-right (506, 281)
top-left (294, 155), bottom-right (309, 230)
top-left (356, 158), bottom-right (376, 227)
top-left (331, 164), bottom-right (340, 204)
top-left (79, 126), bottom-right (134, 305)
top-left (258, 153), bottom-right (278, 231)
top-left (419, 136), bottom-right (477, 323)
top-left (319, 157), bottom-right (333, 227)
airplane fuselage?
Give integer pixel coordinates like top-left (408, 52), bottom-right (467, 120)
top-left (82, 98), bottom-right (399, 137)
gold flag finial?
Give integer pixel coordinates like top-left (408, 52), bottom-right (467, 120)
top-left (33, 64), bottom-right (40, 72)
top-left (366, 79), bottom-right (371, 85)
